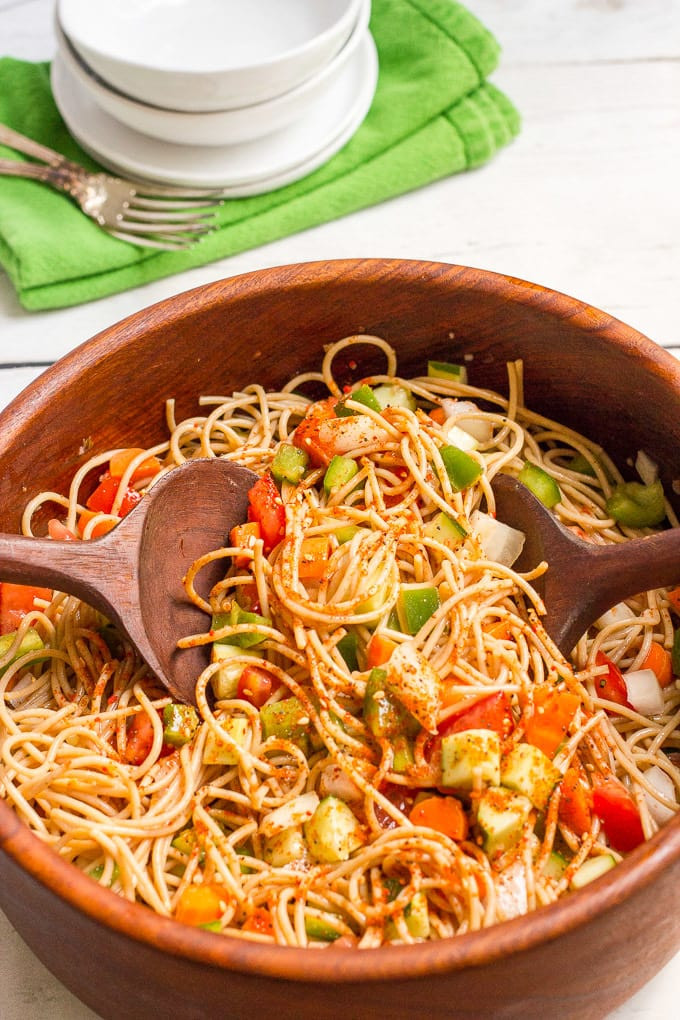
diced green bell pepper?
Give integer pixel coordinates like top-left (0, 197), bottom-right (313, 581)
top-left (271, 443), bottom-right (309, 484)
top-left (568, 453), bottom-right (597, 477)
top-left (212, 604), bottom-right (271, 648)
top-left (363, 668), bottom-right (419, 739)
top-left (335, 524), bottom-right (362, 544)
top-left (336, 630), bottom-right (359, 672)
top-left (518, 462), bottom-right (562, 508)
top-left (397, 586), bottom-right (440, 635)
top-left (163, 703), bottom-right (199, 747)
top-left (305, 915), bottom-right (344, 941)
top-left (392, 734), bottom-right (415, 774)
top-left (605, 479), bottom-right (665, 528)
top-left (423, 510), bottom-right (467, 547)
top-left (260, 696), bottom-right (312, 752)
top-left (324, 454), bottom-right (359, 493)
top-left (440, 445), bottom-right (482, 492)
top-left (335, 384), bottom-right (382, 417)
top-left (427, 360), bottom-right (467, 384)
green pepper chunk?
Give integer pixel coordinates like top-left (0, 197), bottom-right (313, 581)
top-left (163, 703), bottom-right (199, 747)
top-left (440, 445), bottom-right (482, 492)
top-left (324, 454), bottom-right (359, 493)
top-left (212, 605), bottom-right (271, 648)
top-left (336, 630), bottom-right (359, 672)
top-left (568, 453), bottom-right (597, 478)
top-left (397, 586), bottom-right (440, 635)
top-left (335, 384), bottom-right (382, 417)
top-left (260, 696), bottom-right (311, 752)
top-left (0, 628), bottom-right (45, 677)
top-left (671, 629), bottom-right (680, 678)
top-left (605, 479), bottom-right (665, 528)
top-left (335, 524), bottom-right (362, 544)
top-left (305, 916), bottom-right (344, 941)
top-left (392, 734), bottom-right (415, 773)
top-left (363, 668), bottom-right (419, 739)
top-left (518, 462), bottom-right (562, 508)
top-left (271, 443), bottom-right (308, 484)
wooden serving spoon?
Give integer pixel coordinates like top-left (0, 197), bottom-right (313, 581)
top-left (0, 458), bottom-right (257, 705)
top-left (491, 473), bottom-right (680, 654)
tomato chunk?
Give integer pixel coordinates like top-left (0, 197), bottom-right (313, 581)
top-left (237, 665), bottom-right (279, 708)
top-left (592, 776), bottom-right (644, 852)
top-left (558, 764), bottom-right (593, 836)
top-left (122, 712), bottom-right (156, 765)
top-left (247, 473), bottom-right (285, 553)
top-left (0, 582), bottom-right (52, 634)
top-left (441, 691), bottom-right (514, 739)
top-left (594, 652), bottom-right (632, 712)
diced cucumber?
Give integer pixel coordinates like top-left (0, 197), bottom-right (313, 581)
top-left (304, 795), bottom-right (365, 862)
top-left (441, 729), bottom-right (501, 790)
top-left (392, 734), bottom-right (415, 774)
top-left (427, 360), bottom-right (467, 384)
top-left (210, 643), bottom-right (255, 700)
top-left (423, 511), bottom-right (467, 548)
top-left (396, 585), bottom-right (440, 635)
top-left (0, 627), bottom-right (45, 677)
top-left (324, 454), bottom-right (359, 493)
top-left (570, 854), bottom-right (616, 890)
top-left (543, 850), bottom-right (568, 881)
top-left (203, 716), bottom-right (250, 765)
top-left (383, 879), bottom-right (431, 940)
top-left (263, 825), bottom-right (311, 867)
top-left (443, 423), bottom-right (479, 452)
top-left (171, 827), bottom-right (199, 856)
top-left (364, 668), bottom-right (419, 739)
top-left (372, 384), bottom-right (417, 411)
top-left (477, 786), bottom-right (532, 858)
top-left (305, 915), bottom-right (344, 941)
top-left (335, 524), bottom-right (362, 544)
top-left (271, 443), bottom-right (308, 484)
top-left (501, 743), bottom-right (561, 811)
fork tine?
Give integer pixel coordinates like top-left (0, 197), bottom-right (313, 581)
top-left (124, 179), bottom-right (226, 200)
top-left (129, 194), bottom-right (223, 211)
top-left (124, 205), bottom-right (218, 224)
top-left (115, 218), bottom-right (215, 236)
top-left (105, 228), bottom-right (199, 251)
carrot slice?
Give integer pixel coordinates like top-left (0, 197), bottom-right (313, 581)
top-left (640, 641), bottom-right (673, 688)
top-left (298, 536), bottom-right (331, 580)
top-left (524, 688), bottom-right (580, 757)
top-left (366, 632), bottom-right (397, 669)
top-left (409, 795), bottom-right (469, 841)
top-left (241, 907), bottom-right (274, 935)
top-left (109, 447), bottom-right (162, 483)
top-left (176, 884), bottom-right (228, 926)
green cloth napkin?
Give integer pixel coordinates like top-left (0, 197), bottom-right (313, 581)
top-left (0, 0), bottom-right (519, 311)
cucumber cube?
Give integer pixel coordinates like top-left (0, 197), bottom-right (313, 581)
top-left (501, 742), bottom-right (561, 811)
top-left (477, 786), bottom-right (532, 858)
top-left (441, 729), bottom-right (501, 790)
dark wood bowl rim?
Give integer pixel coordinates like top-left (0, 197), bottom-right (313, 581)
top-left (1, 258), bottom-right (680, 983)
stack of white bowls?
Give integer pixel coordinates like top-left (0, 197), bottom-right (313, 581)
top-left (52, 0), bottom-right (376, 194)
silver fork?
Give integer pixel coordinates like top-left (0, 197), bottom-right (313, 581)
top-left (0, 123), bottom-right (222, 251)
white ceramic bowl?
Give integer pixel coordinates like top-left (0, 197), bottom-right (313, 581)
top-left (57, 0), bottom-right (365, 113)
top-left (55, 0), bottom-right (371, 148)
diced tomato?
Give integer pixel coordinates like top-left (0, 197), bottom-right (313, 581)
top-left (241, 907), bottom-right (274, 935)
top-left (666, 585), bottom-right (680, 614)
top-left (122, 712), bottom-right (155, 765)
top-left (366, 633), bottom-right (398, 669)
top-left (375, 782), bottom-right (419, 829)
top-left (237, 665), bottom-right (279, 708)
top-left (0, 582), bottom-right (53, 634)
top-left (76, 510), bottom-right (118, 539)
top-left (247, 473), bottom-right (286, 553)
top-left (592, 775), bottom-right (645, 852)
top-left (87, 473), bottom-right (142, 517)
top-left (524, 687), bottom-right (580, 757)
top-left (109, 447), bottom-right (161, 484)
top-left (441, 691), bottom-right (514, 740)
top-left (176, 884), bottom-right (227, 926)
top-left (292, 397), bottom-right (338, 467)
top-left (594, 652), bottom-right (633, 712)
top-left (47, 518), bottom-right (78, 541)
top-left (428, 407), bottom-right (446, 425)
top-left (558, 764), bottom-right (593, 837)
top-left (409, 795), bottom-right (468, 841)
top-left (236, 582), bottom-right (262, 614)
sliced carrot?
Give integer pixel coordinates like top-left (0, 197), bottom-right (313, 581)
top-left (0, 582), bottom-right (53, 635)
top-left (109, 447), bottom-right (162, 483)
top-left (175, 884), bottom-right (228, 927)
top-left (428, 407), bottom-right (446, 425)
top-left (409, 795), bottom-right (469, 841)
top-left (558, 765), bottom-right (593, 837)
top-left (485, 619), bottom-right (511, 641)
top-left (229, 521), bottom-right (262, 568)
top-left (524, 687), bottom-right (580, 757)
top-left (640, 641), bottom-right (673, 689)
top-left (666, 586), bottom-right (680, 614)
top-left (77, 509), bottom-right (117, 539)
top-left (366, 632), bottom-right (397, 669)
top-left (298, 536), bottom-right (331, 580)
top-left (241, 907), bottom-right (274, 935)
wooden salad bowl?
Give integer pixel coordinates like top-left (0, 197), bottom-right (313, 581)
top-left (1, 259), bottom-right (679, 1019)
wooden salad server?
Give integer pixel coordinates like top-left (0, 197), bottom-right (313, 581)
top-left (0, 458), bottom-right (257, 705)
top-left (491, 473), bottom-right (680, 654)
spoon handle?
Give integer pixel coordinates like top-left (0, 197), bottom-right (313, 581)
top-left (583, 526), bottom-right (680, 613)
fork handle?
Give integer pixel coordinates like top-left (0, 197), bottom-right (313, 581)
top-left (0, 123), bottom-right (77, 170)
top-left (0, 157), bottom-right (78, 197)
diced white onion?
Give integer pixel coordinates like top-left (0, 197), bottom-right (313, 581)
top-left (643, 765), bottom-right (678, 825)
top-left (441, 399), bottom-right (494, 444)
top-left (319, 765), bottom-right (362, 803)
top-left (259, 791), bottom-right (320, 838)
top-left (595, 602), bottom-right (635, 630)
top-left (441, 421), bottom-right (479, 451)
top-left (635, 449), bottom-right (659, 486)
top-left (494, 858), bottom-right (528, 921)
top-left (623, 668), bottom-right (665, 716)
top-left (471, 510), bottom-right (525, 568)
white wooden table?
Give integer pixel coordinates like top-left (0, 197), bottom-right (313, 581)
top-left (1, 2), bottom-right (679, 1016)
